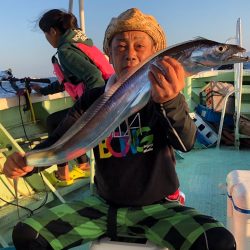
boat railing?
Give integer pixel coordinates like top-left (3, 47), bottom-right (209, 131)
top-left (234, 18), bottom-right (244, 149)
top-left (216, 18), bottom-right (248, 148)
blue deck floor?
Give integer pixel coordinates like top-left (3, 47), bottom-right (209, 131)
top-left (176, 146), bottom-right (250, 226)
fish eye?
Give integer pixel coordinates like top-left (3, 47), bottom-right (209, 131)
top-left (216, 45), bottom-right (227, 53)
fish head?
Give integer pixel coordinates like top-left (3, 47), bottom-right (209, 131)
top-left (177, 38), bottom-right (249, 75)
top-left (190, 39), bottom-right (249, 68)
top-left (204, 42), bottom-right (247, 65)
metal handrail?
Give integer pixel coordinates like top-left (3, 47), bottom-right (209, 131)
top-left (234, 18), bottom-right (243, 149)
top-left (216, 89), bottom-right (236, 147)
top-left (217, 18), bottom-right (243, 149)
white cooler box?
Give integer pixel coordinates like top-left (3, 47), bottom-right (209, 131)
top-left (226, 170), bottom-right (250, 250)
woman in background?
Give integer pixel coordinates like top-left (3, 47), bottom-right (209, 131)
top-left (32, 9), bottom-right (114, 186)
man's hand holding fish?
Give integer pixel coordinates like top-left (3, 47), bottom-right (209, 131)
top-left (3, 152), bottom-right (33, 179)
top-left (149, 56), bottom-right (185, 103)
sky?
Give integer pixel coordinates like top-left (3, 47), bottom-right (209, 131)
top-left (1, 0), bottom-right (250, 78)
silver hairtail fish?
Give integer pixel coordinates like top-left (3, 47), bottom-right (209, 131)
top-left (26, 38), bottom-right (249, 167)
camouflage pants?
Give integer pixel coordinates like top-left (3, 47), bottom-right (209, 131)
top-left (24, 195), bottom-right (223, 250)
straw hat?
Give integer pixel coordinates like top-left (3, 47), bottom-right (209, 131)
top-left (103, 8), bottom-right (167, 56)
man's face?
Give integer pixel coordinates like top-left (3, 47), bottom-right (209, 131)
top-left (109, 31), bottom-right (156, 78)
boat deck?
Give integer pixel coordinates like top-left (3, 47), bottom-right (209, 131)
top-left (43, 146), bottom-right (250, 250)
top-left (176, 146), bottom-right (250, 226)
top-left (1, 146), bottom-right (249, 250)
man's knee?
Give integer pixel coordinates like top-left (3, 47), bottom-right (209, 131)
top-left (191, 227), bottom-right (236, 250)
top-left (13, 222), bottom-right (53, 250)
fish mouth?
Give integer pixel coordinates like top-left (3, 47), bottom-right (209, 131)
top-left (227, 55), bottom-right (250, 63)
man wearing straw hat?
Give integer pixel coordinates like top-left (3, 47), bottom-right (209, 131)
top-left (4, 8), bottom-right (235, 250)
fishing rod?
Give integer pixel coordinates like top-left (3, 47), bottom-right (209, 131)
top-left (9, 77), bottom-right (51, 93)
top-left (8, 77), bottom-right (51, 112)
top-left (11, 77), bottom-right (51, 84)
